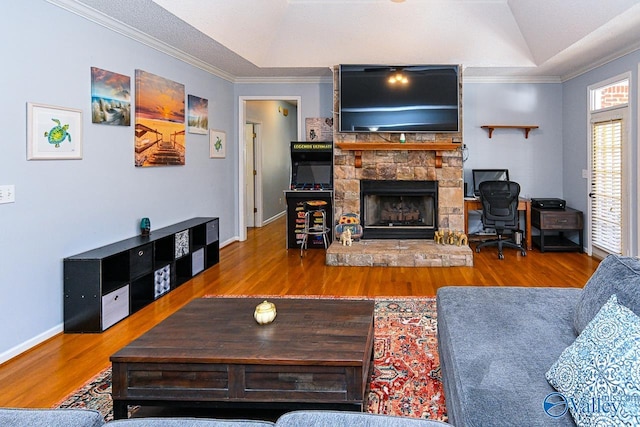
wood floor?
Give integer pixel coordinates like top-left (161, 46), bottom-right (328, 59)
top-left (0, 216), bottom-right (600, 409)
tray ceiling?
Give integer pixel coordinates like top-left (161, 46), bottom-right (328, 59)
top-left (57, 0), bottom-right (640, 81)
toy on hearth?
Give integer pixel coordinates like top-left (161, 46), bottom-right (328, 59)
top-left (340, 228), bottom-right (353, 246)
top-left (335, 213), bottom-right (363, 241)
top-left (434, 229), bottom-right (445, 245)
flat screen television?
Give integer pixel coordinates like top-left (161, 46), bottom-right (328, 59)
top-left (339, 64), bottom-right (460, 133)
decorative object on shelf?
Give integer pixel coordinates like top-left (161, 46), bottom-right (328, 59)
top-left (254, 300), bottom-right (277, 325)
top-left (457, 231), bottom-right (469, 246)
top-left (187, 95), bottom-right (208, 135)
top-left (140, 217), bottom-right (151, 237)
top-left (399, 133), bottom-right (406, 143)
top-left (135, 69), bottom-right (185, 167)
top-left (27, 102), bottom-right (82, 160)
top-left (481, 125), bottom-right (539, 139)
top-left (209, 129), bottom-right (226, 158)
top-left (154, 264), bottom-right (170, 299)
top-left (91, 67), bottom-right (131, 126)
top-left (174, 230), bottom-right (189, 259)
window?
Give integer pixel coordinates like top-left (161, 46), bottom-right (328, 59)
top-left (588, 75), bottom-right (630, 257)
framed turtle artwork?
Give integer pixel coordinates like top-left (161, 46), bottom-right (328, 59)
top-left (27, 102), bottom-right (82, 160)
top-left (209, 129), bottom-right (226, 158)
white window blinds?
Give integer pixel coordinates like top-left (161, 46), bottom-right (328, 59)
top-left (590, 119), bottom-right (622, 255)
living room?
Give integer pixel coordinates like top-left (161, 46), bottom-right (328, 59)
top-left (1, 1), bottom-right (640, 425)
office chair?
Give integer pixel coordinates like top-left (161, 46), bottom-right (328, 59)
top-left (475, 180), bottom-right (527, 259)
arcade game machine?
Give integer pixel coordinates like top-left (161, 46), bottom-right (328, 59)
top-left (284, 141), bottom-right (333, 249)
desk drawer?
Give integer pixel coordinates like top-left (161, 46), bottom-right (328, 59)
top-left (538, 212), bottom-right (582, 229)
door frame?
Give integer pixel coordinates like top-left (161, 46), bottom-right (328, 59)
top-left (586, 72), bottom-right (632, 257)
top-left (238, 96), bottom-right (302, 241)
top-left (244, 122), bottom-right (261, 228)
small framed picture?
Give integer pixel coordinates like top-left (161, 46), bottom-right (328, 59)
top-left (27, 102), bottom-right (82, 160)
top-left (209, 129), bottom-right (226, 158)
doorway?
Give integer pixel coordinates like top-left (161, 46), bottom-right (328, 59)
top-left (244, 122), bottom-right (258, 228)
top-left (587, 74), bottom-right (630, 257)
top-left (238, 96), bottom-right (302, 241)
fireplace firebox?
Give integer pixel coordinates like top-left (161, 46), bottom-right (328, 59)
top-left (360, 180), bottom-right (438, 239)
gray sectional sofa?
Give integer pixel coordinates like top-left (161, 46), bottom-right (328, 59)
top-left (0, 408), bottom-right (453, 426)
top-left (437, 254), bottom-right (640, 427)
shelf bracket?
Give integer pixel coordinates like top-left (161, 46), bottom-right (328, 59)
top-left (354, 150), bottom-right (362, 168)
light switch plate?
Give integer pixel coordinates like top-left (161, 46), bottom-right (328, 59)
top-left (0, 185), bottom-right (15, 204)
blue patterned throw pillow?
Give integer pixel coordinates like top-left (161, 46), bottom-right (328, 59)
top-left (546, 294), bottom-right (640, 426)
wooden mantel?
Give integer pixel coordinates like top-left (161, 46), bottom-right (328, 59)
top-left (335, 141), bottom-right (460, 168)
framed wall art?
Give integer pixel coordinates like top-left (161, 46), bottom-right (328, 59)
top-left (209, 129), bottom-right (226, 158)
top-left (27, 102), bottom-right (82, 160)
top-left (135, 69), bottom-right (185, 167)
top-left (91, 67), bottom-right (131, 126)
top-left (187, 94), bottom-right (208, 134)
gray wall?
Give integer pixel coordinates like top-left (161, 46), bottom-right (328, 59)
top-left (462, 82), bottom-right (564, 200)
top-left (1, 1), bottom-right (238, 361)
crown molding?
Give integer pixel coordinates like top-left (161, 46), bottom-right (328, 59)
top-left (463, 75), bottom-right (561, 84)
top-left (235, 76), bottom-right (333, 84)
top-left (560, 44), bottom-right (640, 82)
top-left (46, 0), bottom-right (237, 83)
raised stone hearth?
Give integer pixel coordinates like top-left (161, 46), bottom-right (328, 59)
top-left (326, 240), bottom-right (473, 267)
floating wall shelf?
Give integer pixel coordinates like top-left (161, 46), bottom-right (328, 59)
top-left (335, 141), bottom-right (461, 168)
top-left (481, 125), bottom-right (539, 139)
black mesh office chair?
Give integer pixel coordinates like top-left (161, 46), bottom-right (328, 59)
top-left (475, 180), bottom-right (527, 259)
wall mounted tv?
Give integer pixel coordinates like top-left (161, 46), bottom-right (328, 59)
top-left (339, 64), bottom-right (460, 133)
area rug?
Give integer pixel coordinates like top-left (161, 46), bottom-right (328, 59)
top-left (55, 298), bottom-right (447, 422)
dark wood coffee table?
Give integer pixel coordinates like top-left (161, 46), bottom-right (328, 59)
top-left (110, 298), bottom-right (375, 419)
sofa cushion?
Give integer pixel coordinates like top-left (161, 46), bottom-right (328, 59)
top-left (107, 418), bottom-right (274, 426)
top-left (573, 255), bottom-right (640, 334)
top-left (437, 286), bottom-right (581, 427)
top-left (275, 410), bottom-right (452, 426)
top-left (547, 294), bottom-right (640, 426)
top-left (0, 408), bottom-right (105, 427)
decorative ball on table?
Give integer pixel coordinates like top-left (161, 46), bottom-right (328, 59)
top-left (254, 300), bottom-right (277, 325)
top-left (140, 217), bottom-right (151, 237)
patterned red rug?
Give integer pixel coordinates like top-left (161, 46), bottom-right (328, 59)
top-left (55, 298), bottom-right (446, 422)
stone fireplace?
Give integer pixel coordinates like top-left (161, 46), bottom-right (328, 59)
top-left (326, 65), bottom-right (473, 267)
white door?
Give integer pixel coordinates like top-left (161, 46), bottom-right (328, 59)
top-left (245, 123), bottom-right (256, 227)
top-left (587, 75), bottom-right (630, 257)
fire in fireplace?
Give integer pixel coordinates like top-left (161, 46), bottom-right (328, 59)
top-left (360, 180), bottom-right (438, 239)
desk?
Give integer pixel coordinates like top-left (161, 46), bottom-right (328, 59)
top-left (464, 198), bottom-right (532, 251)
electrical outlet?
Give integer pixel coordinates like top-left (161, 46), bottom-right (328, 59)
top-left (0, 185), bottom-right (15, 204)
top-left (582, 169), bottom-right (589, 179)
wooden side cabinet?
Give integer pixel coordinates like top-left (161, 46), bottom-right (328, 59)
top-left (531, 207), bottom-right (583, 252)
top-left (64, 217), bottom-right (219, 333)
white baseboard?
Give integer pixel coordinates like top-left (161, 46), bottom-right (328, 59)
top-left (0, 324), bottom-right (63, 365)
top-left (263, 210), bottom-right (286, 225)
